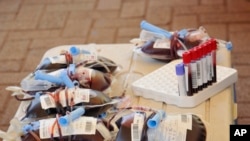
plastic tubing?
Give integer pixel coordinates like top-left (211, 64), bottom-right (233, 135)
top-left (147, 110), bottom-right (166, 128)
top-left (22, 121), bottom-right (40, 134)
top-left (140, 20), bottom-right (172, 39)
top-left (58, 107), bottom-right (85, 126)
top-left (60, 70), bottom-right (74, 88)
top-left (34, 70), bottom-right (63, 85)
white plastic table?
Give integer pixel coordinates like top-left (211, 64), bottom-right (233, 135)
top-left (13, 43), bottom-right (237, 141)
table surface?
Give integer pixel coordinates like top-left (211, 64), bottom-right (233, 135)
top-left (13, 43), bottom-right (237, 141)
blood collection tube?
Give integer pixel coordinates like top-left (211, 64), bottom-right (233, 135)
top-left (200, 44), bottom-right (208, 88)
top-left (182, 51), bottom-right (193, 96)
top-left (197, 46), bottom-right (204, 90)
top-left (193, 47), bottom-right (203, 91)
top-left (210, 38), bottom-right (217, 83)
top-left (204, 42), bottom-right (212, 85)
top-left (189, 49), bottom-right (198, 93)
top-left (175, 63), bottom-right (187, 96)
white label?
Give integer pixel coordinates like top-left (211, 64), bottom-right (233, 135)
top-left (190, 62), bottom-right (198, 89)
top-left (184, 65), bottom-right (189, 92)
top-left (75, 67), bottom-right (92, 85)
top-left (156, 114), bottom-right (192, 141)
top-left (153, 39), bottom-right (171, 49)
top-left (40, 95), bottom-right (56, 109)
top-left (40, 88), bottom-right (90, 110)
top-left (206, 55), bottom-right (212, 81)
top-left (177, 75), bottom-right (186, 96)
top-left (202, 57), bottom-right (208, 84)
top-left (131, 112), bottom-right (144, 141)
top-left (39, 117), bottom-right (97, 139)
top-left (84, 53), bottom-right (98, 62)
top-left (73, 88), bottom-right (90, 104)
top-left (196, 60), bottom-right (203, 87)
top-left (165, 116), bottom-right (182, 141)
top-left (180, 114), bottom-right (192, 130)
top-left (208, 54), bottom-right (214, 78)
top-left (49, 55), bottom-right (66, 64)
top-left (79, 53), bottom-right (97, 62)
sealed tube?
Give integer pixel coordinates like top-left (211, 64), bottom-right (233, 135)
top-left (197, 46), bottom-right (204, 89)
top-left (60, 70), bottom-right (74, 88)
top-left (175, 63), bottom-right (187, 96)
top-left (58, 107), bottom-right (85, 126)
top-left (34, 70), bottom-right (63, 85)
top-left (208, 40), bottom-right (214, 84)
top-left (200, 44), bottom-right (208, 88)
top-left (211, 39), bottom-right (217, 83)
top-left (190, 49), bottom-right (198, 93)
top-left (140, 20), bottom-right (172, 39)
top-left (204, 42), bottom-right (212, 85)
top-left (193, 47), bottom-right (203, 91)
top-left (182, 51), bottom-right (193, 96)
top-left (147, 110), bottom-right (166, 128)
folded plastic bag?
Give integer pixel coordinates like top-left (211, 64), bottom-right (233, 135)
top-left (21, 66), bottom-right (112, 92)
top-left (106, 106), bottom-right (206, 141)
top-left (20, 88), bottom-right (116, 120)
top-left (36, 50), bottom-right (118, 74)
top-left (20, 117), bottom-right (113, 141)
top-left (136, 21), bottom-right (210, 61)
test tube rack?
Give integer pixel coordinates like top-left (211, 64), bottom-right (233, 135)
top-left (132, 60), bottom-right (238, 108)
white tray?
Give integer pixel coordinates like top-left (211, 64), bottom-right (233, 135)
top-left (132, 60), bottom-right (238, 108)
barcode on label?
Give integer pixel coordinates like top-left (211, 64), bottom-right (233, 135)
top-left (196, 63), bottom-right (201, 79)
top-left (181, 115), bottom-right (187, 123)
top-left (132, 123), bottom-right (140, 141)
top-left (44, 96), bottom-right (53, 107)
top-left (85, 121), bottom-right (92, 133)
top-left (191, 63), bottom-right (198, 88)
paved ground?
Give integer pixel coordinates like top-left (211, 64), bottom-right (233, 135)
top-left (0, 0), bottom-right (250, 135)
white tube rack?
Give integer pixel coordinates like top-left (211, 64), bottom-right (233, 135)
top-left (132, 60), bottom-right (238, 108)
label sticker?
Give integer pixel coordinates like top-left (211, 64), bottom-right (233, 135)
top-left (153, 39), bottom-right (171, 49)
top-left (39, 116), bottom-right (97, 139)
top-left (40, 88), bottom-right (90, 110)
top-left (131, 112), bottom-right (145, 141)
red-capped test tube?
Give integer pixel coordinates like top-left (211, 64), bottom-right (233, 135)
top-left (193, 47), bottom-right (203, 91)
top-left (202, 42), bottom-right (212, 86)
top-left (189, 49), bottom-right (198, 93)
top-left (182, 51), bottom-right (193, 96)
top-left (200, 43), bottom-right (208, 88)
top-left (210, 38), bottom-right (217, 83)
top-left (196, 46), bottom-right (205, 90)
